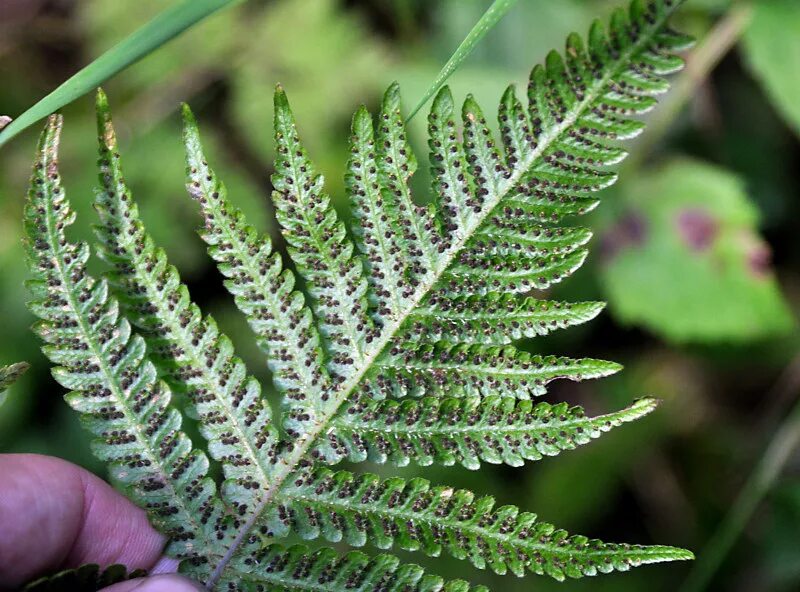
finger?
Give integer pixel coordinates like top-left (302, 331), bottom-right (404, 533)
top-left (0, 453), bottom-right (165, 589)
top-left (99, 574), bottom-right (204, 592)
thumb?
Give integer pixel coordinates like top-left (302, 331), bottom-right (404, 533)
top-left (99, 574), bottom-right (205, 592)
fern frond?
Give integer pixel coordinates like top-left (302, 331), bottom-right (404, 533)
top-left (194, 2), bottom-right (692, 584)
top-left (182, 108), bottom-right (331, 442)
top-left (24, 115), bottom-right (226, 563)
top-left (272, 87), bottom-right (375, 377)
top-left (375, 83), bottom-right (440, 277)
top-left (366, 344), bottom-right (621, 399)
top-left (405, 294), bottom-right (604, 345)
top-left (269, 468), bottom-right (692, 580)
top-left (435, 242), bottom-right (590, 297)
top-left (429, 87), bottom-right (479, 239)
top-left (0, 361), bottom-right (29, 395)
top-left (22, 564), bottom-right (145, 592)
top-left (347, 105), bottom-right (414, 319)
top-left (217, 544), bottom-right (484, 592)
top-left (22, 1), bottom-right (695, 588)
top-left (317, 396), bottom-right (659, 469)
top-left (92, 90), bottom-right (280, 509)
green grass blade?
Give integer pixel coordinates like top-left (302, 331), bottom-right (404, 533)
top-left (0, 0), bottom-right (242, 148)
top-left (405, 0), bottom-right (518, 122)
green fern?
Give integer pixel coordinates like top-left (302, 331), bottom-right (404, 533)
top-left (0, 361), bottom-right (29, 408)
top-left (22, 564), bottom-right (146, 592)
top-left (23, 0), bottom-right (694, 589)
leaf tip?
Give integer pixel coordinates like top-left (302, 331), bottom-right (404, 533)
top-left (383, 81), bottom-right (402, 110)
top-left (274, 84), bottom-right (291, 114)
top-left (180, 103), bottom-right (197, 126)
top-left (431, 85), bottom-right (453, 113)
top-left (352, 105), bottom-right (372, 133)
top-left (95, 89), bottom-right (116, 150)
top-left (632, 396), bottom-right (661, 415)
top-left (95, 87), bottom-right (109, 109)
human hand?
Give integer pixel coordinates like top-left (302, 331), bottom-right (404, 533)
top-left (0, 453), bottom-right (202, 591)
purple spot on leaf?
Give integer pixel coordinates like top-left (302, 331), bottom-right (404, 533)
top-left (600, 211), bottom-right (647, 262)
top-left (747, 242), bottom-right (772, 279)
top-left (676, 209), bottom-right (718, 252)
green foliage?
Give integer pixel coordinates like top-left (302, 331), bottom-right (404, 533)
top-left (0, 0), bottom-right (240, 147)
top-left (272, 467), bottom-right (690, 579)
top-left (321, 395), bottom-right (659, 469)
top-left (25, 117), bottom-right (227, 561)
top-left (217, 544), bottom-right (487, 592)
top-left (93, 90), bottom-right (280, 509)
top-left (229, 0), bottom-right (388, 176)
top-left (601, 158), bottom-right (794, 342)
top-left (0, 362), bottom-right (29, 407)
top-left (743, 0), bottom-right (800, 138)
top-left (22, 564), bottom-right (145, 592)
top-left (22, 1), bottom-right (695, 589)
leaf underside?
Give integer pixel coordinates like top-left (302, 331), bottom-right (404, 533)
top-left (21, 564), bottom-right (146, 592)
top-left (0, 362), bottom-right (29, 395)
top-left (23, 0), bottom-right (694, 590)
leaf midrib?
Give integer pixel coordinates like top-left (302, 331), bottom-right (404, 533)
top-left (206, 6), bottom-right (678, 586)
top-left (332, 403), bottom-right (649, 436)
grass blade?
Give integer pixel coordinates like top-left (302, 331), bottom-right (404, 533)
top-left (681, 388), bottom-right (800, 592)
top-left (405, 0), bottom-right (518, 122)
top-left (0, 0), bottom-right (241, 148)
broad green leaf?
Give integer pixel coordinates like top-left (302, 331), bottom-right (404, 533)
top-left (742, 0), bottom-right (800, 138)
top-left (601, 158), bottom-right (794, 343)
top-left (0, 0), bottom-right (241, 148)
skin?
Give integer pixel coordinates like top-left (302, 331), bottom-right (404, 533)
top-left (0, 454), bottom-right (202, 592)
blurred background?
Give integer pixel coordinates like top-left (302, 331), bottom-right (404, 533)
top-left (1, 0), bottom-right (799, 590)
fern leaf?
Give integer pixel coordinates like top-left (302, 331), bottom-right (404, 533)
top-left (24, 115), bottom-right (226, 563)
top-left (469, 223), bottom-right (593, 258)
top-left (272, 87), bottom-right (375, 377)
top-left (269, 469), bottom-right (692, 580)
top-left (347, 105), bottom-right (414, 319)
top-left (218, 544), bottom-right (484, 592)
top-left (182, 107), bottom-right (331, 442)
top-left (0, 361), bottom-right (29, 398)
top-left (375, 83), bottom-right (440, 275)
top-left (22, 564), bottom-right (146, 592)
top-left (22, 1), bottom-right (695, 588)
top-left (317, 396), bottom-right (659, 469)
top-left (92, 90), bottom-right (279, 509)
top-left (195, 1), bottom-right (691, 584)
top-left (405, 294), bottom-right (604, 345)
top-left (367, 344), bottom-right (621, 399)
top-left (428, 87), bottom-right (476, 241)
top-left (436, 247), bottom-right (589, 297)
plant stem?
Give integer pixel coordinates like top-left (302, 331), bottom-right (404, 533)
top-left (681, 391), bottom-right (800, 592)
